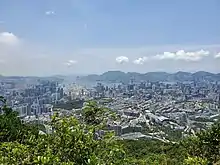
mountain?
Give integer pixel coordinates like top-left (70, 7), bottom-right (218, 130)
top-left (144, 72), bottom-right (170, 82)
top-left (79, 71), bottom-right (220, 83)
top-left (100, 71), bottom-right (128, 83)
top-left (167, 71), bottom-right (193, 82)
top-left (192, 71), bottom-right (219, 81)
top-left (78, 71), bottom-right (129, 83)
top-left (127, 72), bottom-right (143, 82)
top-left (80, 74), bottom-right (100, 82)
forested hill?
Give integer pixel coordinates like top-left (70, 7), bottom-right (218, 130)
top-left (79, 71), bottom-right (220, 83)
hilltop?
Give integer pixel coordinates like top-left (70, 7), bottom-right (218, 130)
top-left (78, 71), bottom-right (220, 83)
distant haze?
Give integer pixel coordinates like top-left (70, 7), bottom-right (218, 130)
top-left (0, 1), bottom-right (220, 76)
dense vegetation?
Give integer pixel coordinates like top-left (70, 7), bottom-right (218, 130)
top-left (53, 99), bottom-right (85, 110)
top-left (80, 71), bottom-right (220, 83)
top-left (1, 96), bottom-right (220, 164)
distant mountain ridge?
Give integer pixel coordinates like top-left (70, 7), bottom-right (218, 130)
top-left (79, 71), bottom-right (220, 83)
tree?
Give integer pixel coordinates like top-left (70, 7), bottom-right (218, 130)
top-left (184, 156), bottom-right (208, 165)
top-left (2, 95), bottom-right (220, 164)
top-left (0, 97), bottom-right (127, 164)
top-left (182, 121), bottom-right (220, 164)
top-left (0, 96), bottom-right (39, 143)
top-left (82, 100), bottom-right (117, 127)
top-left (0, 115), bottom-right (127, 164)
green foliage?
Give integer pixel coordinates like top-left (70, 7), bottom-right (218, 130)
top-left (0, 115), bottom-right (126, 164)
top-left (184, 156), bottom-right (208, 165)
top-left (182, 121), bottom-right (220, 163)
top-left (122, 139), bottom-right (186, 165)
top-left (0, 97), bottom-right (39, 143)
top-left (2, 96), bottom-right (220, 164)
top-left (0, 97), bottom-right (126, 164)
top-left (82, 101), bottom-right (117, 127)
top-left (53, 99), bottom-right (84, 110)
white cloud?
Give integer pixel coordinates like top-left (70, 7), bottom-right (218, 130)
top-left (0, 32), bottom-right (19, 45)
top-left (0, 40), bottom-right (219, 76)
top-left (133, 57), bottom-right (148, 65)
top-left (45, 11), bottom-right (55, 15)
top-left (115, 56), bottom-right (129, 64)
top-left (69, 60), bottom-right (77, 64)
top-left (214, 52), bottom-right (220, 59)
top-left (153, 49), bottom-right (210, 61)
top-left (64, 60), bottom-right (78, 67)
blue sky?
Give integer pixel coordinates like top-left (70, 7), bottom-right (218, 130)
top-left (0, 0), bottom-right (220, 76)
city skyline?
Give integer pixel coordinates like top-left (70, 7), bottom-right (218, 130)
top-left (0, 0), bottom-right (220, 76)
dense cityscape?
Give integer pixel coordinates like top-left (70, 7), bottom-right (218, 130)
top-left (1, 71), bottom-right (220, 142)
top-left (1, 1), bottom-right (220, 164)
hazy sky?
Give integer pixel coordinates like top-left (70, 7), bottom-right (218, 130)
top-left (0, 0), bottom-right (220, 76)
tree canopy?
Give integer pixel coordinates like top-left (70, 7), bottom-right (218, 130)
top-left (1, 97), bottom-right (220, 164)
